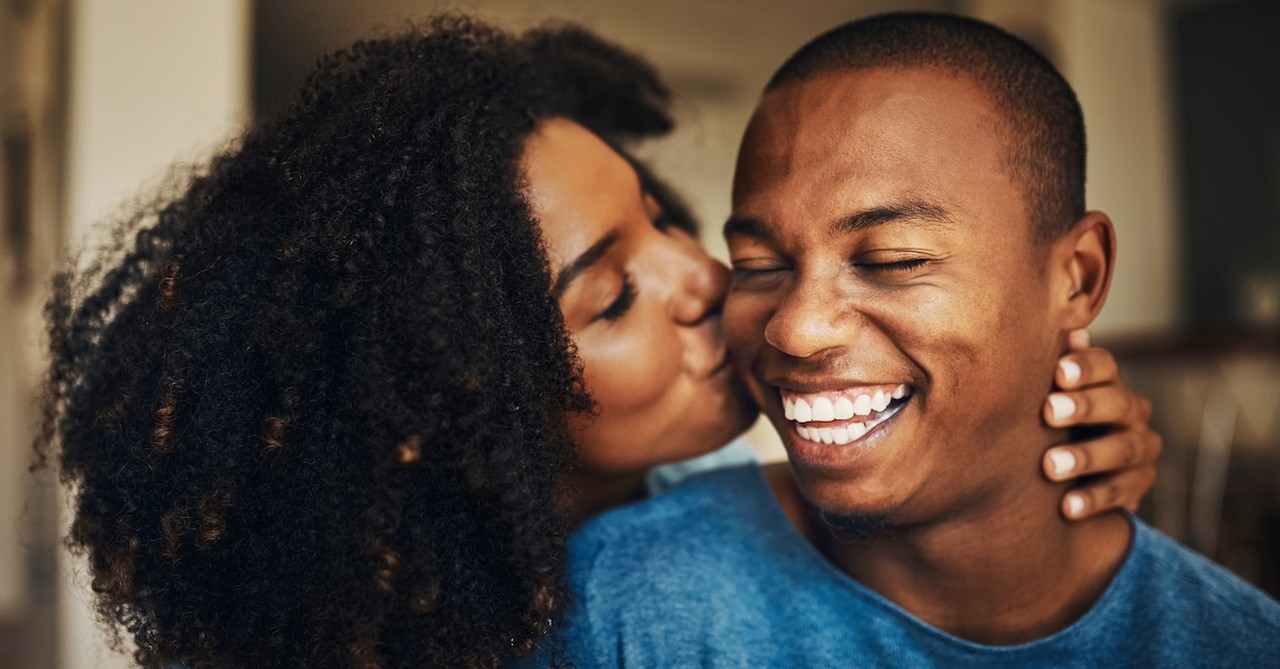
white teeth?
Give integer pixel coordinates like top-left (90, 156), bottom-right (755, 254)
top-left (794, 398), bottom-right (812, 423)
top-left (871, 391), bottom-right (889, 412)
top-left (784, 397), bottom-right (795, 421)
top-left (811, 397), bottom-right (835, 422)
top-left (790, 395), bottom-right (907, 447)
top-left (853, 394), bottom-right (872, 416)
top-left (833, 396), bottom-right (854, 420)
top-left (892, 384), bottom-right (907, 399)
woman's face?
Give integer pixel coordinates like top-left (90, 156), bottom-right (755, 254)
top-left (522, 118), bottom-right (757, 475)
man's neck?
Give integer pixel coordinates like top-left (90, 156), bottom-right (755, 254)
top-left (795, 427), bottom-right (1133, 645)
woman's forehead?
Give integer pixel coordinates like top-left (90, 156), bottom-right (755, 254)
top-left (522, 118), bottom-right (641, 261)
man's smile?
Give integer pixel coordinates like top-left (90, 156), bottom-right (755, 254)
top-left (775, 384), bottom-right (914, 446)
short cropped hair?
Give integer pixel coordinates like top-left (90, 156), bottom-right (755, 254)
top-left (767, 12), bottom-right (1086, 241)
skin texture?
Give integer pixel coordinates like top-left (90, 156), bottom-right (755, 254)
top-left (523, 118), bottom-right (758, 515)
top-left (725, 67), bottom-right (1131, 643)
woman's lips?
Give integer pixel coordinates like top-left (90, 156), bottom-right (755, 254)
top-left (702, 348), bottom-right (737, 381)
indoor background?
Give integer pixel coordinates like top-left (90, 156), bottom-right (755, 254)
top-left (2, 0), bottom-right (1276, 667)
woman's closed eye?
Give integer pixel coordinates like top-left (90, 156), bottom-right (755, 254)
top-left (594, 272), bottom-right (637, 322)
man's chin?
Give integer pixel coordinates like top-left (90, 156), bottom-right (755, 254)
top-left (791, 479), bottom-right (903, 540)
top-left (815, 507), bottom-right (889, 542)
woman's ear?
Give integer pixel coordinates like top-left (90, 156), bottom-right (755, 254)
top-left (1051, 211), bottom-right (1116, 331)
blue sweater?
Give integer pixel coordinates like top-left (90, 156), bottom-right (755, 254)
top-left (531, 465), bottom-right (1280, 668)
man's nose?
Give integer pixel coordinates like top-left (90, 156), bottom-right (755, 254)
top-left (764, 277), bottom-right (853, 359)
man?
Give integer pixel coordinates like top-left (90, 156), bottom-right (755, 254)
top-left (550, 12), bottom-right (1280, 668)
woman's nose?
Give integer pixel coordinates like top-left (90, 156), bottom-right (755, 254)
top-left (670, 249), bottom-right (729, 326)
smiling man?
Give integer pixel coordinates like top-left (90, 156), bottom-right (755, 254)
top-left (548, 12), bottom-right (1280, 668)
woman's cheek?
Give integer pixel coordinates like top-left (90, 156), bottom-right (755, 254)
top-left (587, 317), bottom-right (681, 417)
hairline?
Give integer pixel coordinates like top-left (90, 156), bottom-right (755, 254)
top-left (765, 63), bottom-right (1063, 247)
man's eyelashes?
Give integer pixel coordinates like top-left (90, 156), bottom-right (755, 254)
top-left (858, 258), bottom-right (930, 273)
top-left (729, 258), bottom-right (931, 278)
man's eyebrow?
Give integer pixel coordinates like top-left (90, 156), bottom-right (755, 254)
top-left (833, 201), bottom-right (955, 235)
top-left (552, 230), bottom-right (620, 299)
top-left (722, 216), bottom-right (772, 242)
top-left (723, 201), bottom-right (953, 243)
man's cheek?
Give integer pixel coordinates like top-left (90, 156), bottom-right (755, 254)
top-left (724, 299), bottom-right (771, 403)
top-left (723, 296), bottom-right (763, 353)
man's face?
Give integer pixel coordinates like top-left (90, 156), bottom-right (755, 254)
top-left (725, 67), bottom-right (1062, 523)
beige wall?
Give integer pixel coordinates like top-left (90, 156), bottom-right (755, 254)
top-left (0, 0), bottom-right (65, 623)
top-left (1053, 0), bottom-right (1180, 336)
top-left (58, 1), bottom-right (250, 666)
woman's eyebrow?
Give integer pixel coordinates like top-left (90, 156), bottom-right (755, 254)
top-left (552, 230), bottom-right (620, 299)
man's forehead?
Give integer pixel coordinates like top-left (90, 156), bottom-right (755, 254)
top-left (756, 70), bottom-right (1004, 185)
top-left (750, 66), bottom-right (997, 144)
top-left (728, 67), bottom-right (1027, 248)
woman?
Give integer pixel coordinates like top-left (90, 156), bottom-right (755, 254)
top-left (37, 16), bottom-right (1159, 669)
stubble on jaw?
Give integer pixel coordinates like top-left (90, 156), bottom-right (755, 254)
top-left (815, 507), bottom-right (890, 543)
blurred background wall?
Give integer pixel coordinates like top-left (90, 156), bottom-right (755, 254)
top-left (3, 2), bottom-right (248, 667)
top-left (1, 0), bottom-right (1275, 666)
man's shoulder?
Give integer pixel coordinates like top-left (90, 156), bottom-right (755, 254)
top-left (566, 464), bottom-right (795, 606)
top-left (1126, 519), bottom-right (1280, 638)
top-left (556, 464), bottom-right (849, 668)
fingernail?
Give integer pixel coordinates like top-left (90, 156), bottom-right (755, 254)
top-left (1058, 359), bottom-right (1081, 385)
top-left (1048, 450), bottom-right (1076, 478)
top-left (1066, 494), bottom-right (1086, 518)
top-left (1048, 394), bottom-right (1076, 422)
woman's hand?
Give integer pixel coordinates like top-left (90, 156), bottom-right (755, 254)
top-left (1042, 330), bottom-right (1162, 521)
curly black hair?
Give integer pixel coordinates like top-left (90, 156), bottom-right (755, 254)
top-left (36, 15), bottom-right (691, 669)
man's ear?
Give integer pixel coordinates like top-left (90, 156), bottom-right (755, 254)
top-left (1050, 211), bottom-right (1116, 331)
